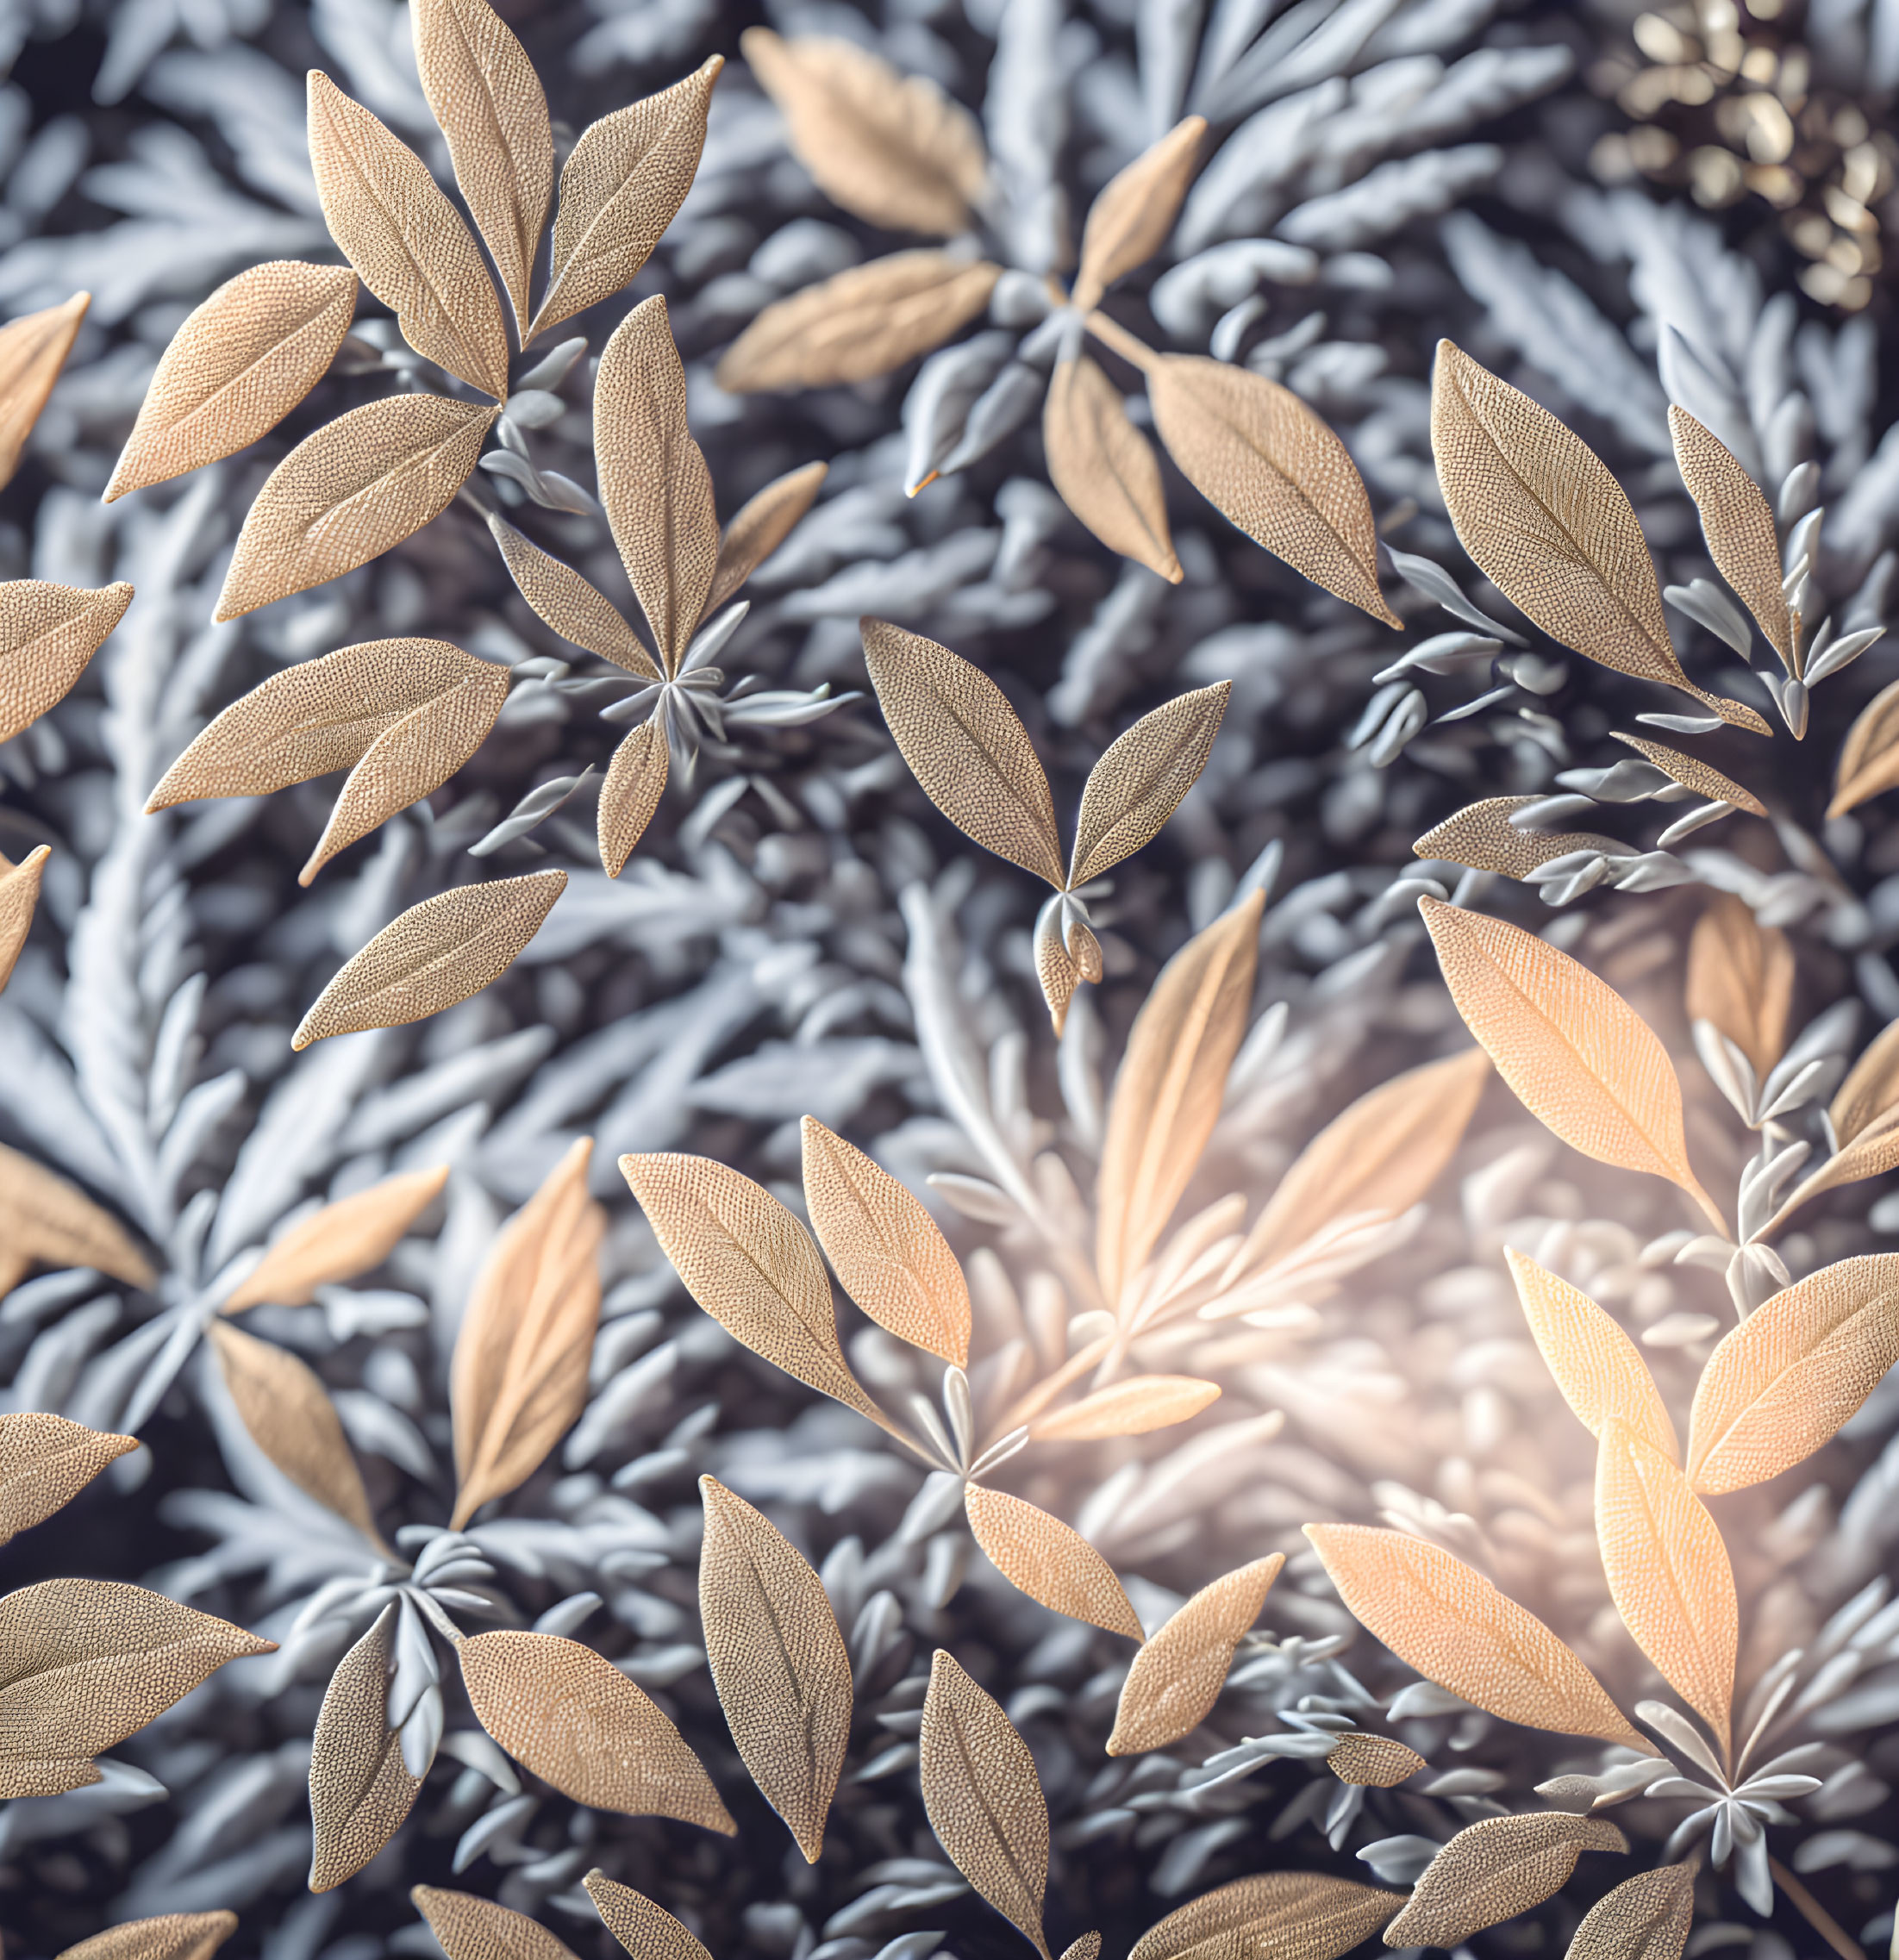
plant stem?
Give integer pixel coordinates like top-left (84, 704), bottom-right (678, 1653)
top-left (1770, 1857), bottom-right (1865, 1960)
top-left (1084, 309), bottom-right (1158, 374)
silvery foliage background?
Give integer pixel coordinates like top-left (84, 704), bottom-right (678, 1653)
top-left (4, 0), bottom-right (1899, 1956)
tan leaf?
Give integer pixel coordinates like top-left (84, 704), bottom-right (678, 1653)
top-left (459, 1628), bottom-right (734, 1829)
top-left (963, 1483), bottom-right (1142, 1638)
top-left (1068, 682), bottom-right (1227, 887)
top-left (620, 1152), bottom-right (891, 1429)
top-left (584, 1873), bottom-right (713, 1960)
top-left (1326, 1732), bottom-right (1425, 1787)
top-left (1686, 893), bottom-right (1792, 1078)
top-left (1684, 1254), bottom-right (1899, 1495)
top-left (1505, 1249), bottom-right (1677, 1459)
top-left (223, 1165), bottom-right (449, 1312)
top-left (1612, 733), bottom-right (1765, 815)
top-left (800, 1115), bottom-right (970, 1365)
top-left (599, 716), bottom-right (668, 877)
top-left (1431, 341), bottom-right (1767, 733)
top-left (103, 263), bottom-right (357, 502)
top-left (1564, 1863), bottom-right (1696, 1960)
top-left (0, 1577), bottom-right (273, 1796)
top-left (860, 618), bottom-right (1065, 887)
top-left (1595, 1416), bottom-right (1737, 1755)
top-left (1045, 356), bottom-right (1181, 584)
top-left (715, 252), bottom-right (1002, 392)
top-left (487, 513), bottom-right (657, 677)
top-left (0, 578), bottom-right (134, 743)
top-left (1828, 676), bottom-right (1899, 817)
top-left (1767, 1055), bottom-right (1899, 1229)
top-left (1073, 119), bottom-right (1205, 312)
top-left (451, 1137), bottom-right (603, 1527)
top-left (1096, 893), bottom-right (1264, 1309)
top-left (412, 0), bottom-right (552, 340)
top-left (0, 1140), bottom-right (154, 1293)
top-left (0, 292), bottom-right (88, 490)
top-left (0, 1413), bottom-right (136, 1546)
top-left (1107, 1554), bottom-right (1282, 1756)
top-left (56, 1915), bottom-right (239, 1960)
top-left (528, 58), bottom-right (722, 343)
top-left (307, 71), bottom-right (509, 398)
top-left (1669, 405), bottom-right (1793, 671)
top-left (1146, 355), bottom-right (1398, 627)
top-left (698, 1475), bottom-right (851, 1862)
top-left (413, 1887), bottom-right (584, 1960)
top-left (207, 1320), bottom-right (384, 1545)
top-left (309, 1603), bottom-right (421, 1892)
top-left (596, 296), bottom-right (716, 674)
top-left (1030, 1376), bottom-right (1220, 1441)
top-left (1128, 1874), bottom-right (1404, 1960)
top-left (0, 843), bottom-right (49, 996)
top-left (1061, 1939), bottom-right (1102, 1960)
top-left (920, 1648), bottom-right (1052, 1960)
top-left (216, 395), bottom-right (496, 621)
top-left (1831, 1016), bottom-right (1899, 1148)
top-left (706, 459), bottom-right (829, 617)
top-left (1384, 1813), bottom-right (1630, 1950)
top-left (1036, 921), bottom-right (1081, 1039)
top-left (741, 30), bottom-right (988, 236)
top-left (1303, 1523), bottom-right (1646, 1750)
top-left (1415, 797), bottom-right (1627, 882)
top-left (1418, 896), bottom-right (1725, 1233)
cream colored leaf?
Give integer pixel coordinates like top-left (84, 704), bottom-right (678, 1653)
top-left (698, 1475), bottom-right (851, 1862)
top-left (103, 263), bottom-right (357, 501)
top-left (216, 395), bottom-right (496, 621)
top-left (1684, 1254), bottom-right (1899, 1495)
top-left (1384, 1813), bottom-right (1629, 1950)
top-left (309, 1603), bottom-right (420, 1892)
top-left (292, 869), bottom-right (565, 1048)
top-left (528, 58), bottom-right (722, 342)
top-left (1069, 681), bottom-right (1227, 888)
top-left (1829, 676), bottom-right (1899, 817)
top-left (921, 1648), bottom-right (1052, 1960)
top-left (801, 1115), bottom-right (970, 1365)
top-left (1303, 1523), bottom-right (1646, 1750)
top-left (1045, 356), bottom-right (1181, 584)
top-left (1612, 733), bottom-right (1765, 815)
top-left (860, 618), bottom-right (1065, 888)
top-left (1505, 1249), bottom-right (1677, 1459)
top-left (56, 1915), bottom-right (239, 1960)
top-left (1146, 355), bottom-right (1398, 627)
top-left (1669, 405), bottom-right (1793, 672)
top-left (1831, 1015), bottom-right (1899, 1147)
top-left (307, 70), bottom-right (508, 398)
top-left (0, 843), bottom-right (49, 997)
top-left (0, 1140), bottom-right (153, 1294)
top-left (0, 292), bottom-right (87, 490)
top-left (487, 513), bottom-right (657, 677)
top-left (596, 296), bottom-right (716, 674)
top-left (584, 1873), bottom-right (714, 1960)
top-left (1325, 1732), bottom-right (1425, 1787)
top-left (1096, 893), bottom-right (1264, 1308)
top-left (1073, 119), bottom-right (1206, 312)
top-left (1768, 1088), bottom-right (1899, 1227)
top-left (1595, 1416), bottom-right (1736, 1755)
top-left (598, 716), bottom-right (668, 877)
top-left (1565, 1863), bottom-right (1696, 1960)
top-left (0, 578), bottom-right (134, 743)
top-left (963, 1483), bottom-right (1143, 1638)
top-left (223, 1165), bottom-right (448, 1312)
top-left (0, 1414), bottom-right (136, 1546)
top-left (1036, 920), bottom-right (1082, 1039)
top-left (741, 29), bottom-right (988, 236)
top-left (450, 1136), bottom-right (604, 1527)
top-left (0, 1577), bottom-right (273, 1796)
top-left (1107, 1555), bottom-right (1282, 1756)
top-left (620, 1152), bottom-right (890, 1428)
top-left (1128, 1873), bottom-right (1404, 1960)
top-left (1431, 341), bottom-right (1767, 733)
top-left (1030, 1376), bottom-right (1220, 1441)
top-left (414, 1887), bottom-right (584, 1960)
top-left (1415, 797), bottom-right (1627, 882)
top-left (715, 252), bottom-right (1001, 392)
top-left (1686, 893), bottom-right (1792, 1078)
top-left (1418, 896), bottom-right (1725, 1233)
top-left (412, 0), bottom-right (552, 340)
top-left (706, 459), bottom-right (828, 617)
top-left (459, 1628), bottom-right (735, 1829)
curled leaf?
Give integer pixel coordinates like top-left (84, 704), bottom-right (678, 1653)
top-left (413, 1886), bottom-right (584, 1960)
top-left (1326, 1732), bottom-right (1424, 1787)
top-left (1384, 1813), bottom-right (1629, 1950)
top-left (1108, 1555), bottom-right (1282, 1756)
top-left (487, 513), bottom-right (657, 677)
top-left (1070, 682), bottom-right (1227, 886)
top-left (584, 1873), bottom-right (713, 1960)
top-left (1613, 732), bottom-right (1764, 815)
top-left (1415, 797), bottom-right (1626, 882)
top-left (1128, 1873), bottom-right (1403, 1960)
top-left (706, 459), bottom-right (828, 617)
top-left (223, 1165), bottom-right (448, 1311)
top-left (599, 717), bottom-right (668, 877)
top-left (1564, 1863), bottom-right (1696, 1960)
top-left (1045, 356), bottom-right (1181, 584)
top-left (1072, 119), bottom-right (1205, 312)
top-left (0, 1414), bottom-right (136, 1545)
top-left (963, 1483), bottom-right (1142, 1638)
top-left (0, 1140), bottom-right (153, 1295)
top-left (1031, 1376), bottom-right (1220, 1441)
top-left (1686, 893), bottom-right (1792, 1079)
top-left (309, 1603), bottom-right (420, 1892)
top-left (1829, 676), bottom-right (1899, 817)
top-left (0, 843), bottom-right (49, 997)
top-left (56, 1916), bottom-right (239, 1960)
top-left (1669, 405), bottom-right (1793, 671)
top-left (0, 578), bottom-right (134, 743)
top-left (0, 292), bottom-right (88, 490)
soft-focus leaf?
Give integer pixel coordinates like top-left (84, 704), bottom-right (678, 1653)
top-left (0, 1140), bottom-right (153, 1295)
top-left (1044, 356), bottom-right (1181, 584)
top-left (706, 460), bottom-right (828, 617)
top-left (1031, 1376), bottom-right (1220, 1441)
top-left (309, 1604), bottom-right (420, 1892)
top-left (1614, 732), bottom-right (1764, 815)
top-left (56, 1915), bottom-right (239, 1960)
top-left (585, 1873), bottom-right (713, 1960)
top-left (1072, 119), bottom-right (1205, 311)
top-left (1128, 1874), bottom-right (1402, 1960)
top-left (1770, 1050), bottom-right (1899, 1227)
top-left (487, 514), bottom-right (656, 677)
top-left (413, 1887), bottom-right (583, 1960)
top-left (1669, 405), bottom-right (1793, 671)
top-left (0, 292), bottom-right (88, 490)
top-left (598, 716), bottom-right (668, 877)
top-left (1831, 1016), bottom-right (1899, 1148)
top-left (1564, 1864), bottom-right (1696, 1960)
top-left (0, 1414), bottom-right (136, 1546)
top-left (1829, 676), bottom-right (1899, 817)
top-left (1108, 1555), bottom-right (1282, 1756)
top-left (0, 579), bottom-right (134, 743)
top-left (1069, 682), bottom-right (1227, 885)
top-left (1686, 893), bottom-right (1792, 1077)
top-left (0, 843), bottom-right (49, 997)
top-left (223, 1165), bottom-right (449, 1312)
top-left (963, 1483), bottom-right (1142, 1638)
top-left (1325, 1732), bottom-right (1425, 1787)
top-left (1415, 798), bottom-right (1625, 881)
top-left (1384, 1813), bottom-right (1629, 1950)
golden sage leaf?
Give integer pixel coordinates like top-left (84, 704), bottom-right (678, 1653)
top-left (307, 70), bottom-right (509, 398)
top-left (292, 869), bottom-right (566, 1049)
top-left (103, 262), bottom-right (358, 502)
top-left (715, 252), bottom-right (1002, 392)
top-left (0, 578), bottom-right (134, 744)
top-left (584, 1874), bottom-right (713, 1960)
top-left (459, 1629), bottom-right (735, 1829)
top-left (1612, 733), bottom-right (1765, 815)
top-left (1686, 892), bottom-right (1792, 1078)
top-left (1061, 1940), bottom-right (1102, 1960)
top-left (450, 1136), bottom-right (604, 1526)
top-left (741, 29), bottom-right (989, 235)
top-left (1108, 1554), bottom-right (1283, 1757)
top-left (487, 513), bottom-right (657, 677)
top-left (599, 716), bottom-right (668, 877)
top-left (1384, 1813), bottom-right (1630, 1950)
top-left (1326, 1732), bottom-right (1425, 1787)
top-left (1431, 340), bottom-right (1767, 732)
top-left (698, 1475), bottom-right (852, 1862)
top-left (1031, 1376), bottom-right (1220, 1441)
top-left (413, 1887), bottom-right (584, 1960)
top-left (0, 1413), bottom-right (136, 1545)
top-left (861, 617), bottom-right (1066, 887)
top-left (1067, 681), bottom-right (1228, 884)
top-left (1829, 675), bottom-right (1899, 817)
top-left (223, 1164), bottom-right (449, 1311)
top-left (921, 1648), bottom-right (1052, 1960)
top-left (1128, 1873), bottom-right (1403, 1960)
top-left (0, 843), bottom-right (49, 997)
top-left (1303, 1523), bottom-right (1646, 1750)
top-left (706, 459), bottom-right (829, 617)
top-left (0, 291), bottom-right (88, 490)
top-left (1415, 797), bottom-right (1627, 882)
top-left (801, 1114), bottom-right (971, 1365)
top-left (1072, 118), bottom-right (1206, 312)
top-left (309, 1603), bottom-right (420, 1892)
top-left (0, 1577), bottom-right (274, 1796)
top-left (1565, 1864), bottom-right (1696, 1960)
top-left (1044, 355), bottom-right (1181, 584)
top-left (216, 395), bottom-right (497, 621)
top-left (1418, 896), bottom-right (1725, 1233)
top-left (1685, 1253), bottom-right (1899, 1495)
top-left (1669, 405), bottom-right (1794, 672)
top-left (1831, 1015), bottom-right (1899, 1149)
top-left (56, 1916), bottom-right (239, 1960)
top-left (963, 1483), bottom-right (1143, 1638)
top-left (0, 1140), bottom-right (154, 1295)
top-left (1595, 1416), bottom-right (1737, 1756)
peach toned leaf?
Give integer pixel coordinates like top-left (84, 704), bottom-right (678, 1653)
top-left (1686, 893), bottom-right (1793, 1078)
top-left (1325, 1732), bottom-right (1424, 1787)
top-left (56, 1916), bottom-right (239, 1960)
top-left (1669, 405), bottom-right (1793, 672)
top-left (1384, 1813), bottom-right (1629, 1950)
top-left (1127, 1873), bottom-right (1404, 1960)
top-left (223, 1165), bottom-right (448, 1312)
top-left (0, 292), bottom-right (87, 490)
top-left (1613, 733), bottom-right (1764, 815)
top-left (1108, 1555), bottom-right (1282, 1756)
top-left (309, 1603), bottom-right (420, 1892)
top-left (1415, 797), bottom-right (1626, 882)
top-left (486, 513), bottom-right (656, 677)
top-left (1045, 356), bottom-right (1181, 584)
top-left (1060, 1940), bottom-right (1101, 1960)
top-left (584, 1873), bottom-right (713, 1960)
top-left (0, 578), bottom-right (134, 743)
top-left (0, 1414), bottom-right (135, 1546)
top-left (1070, 682), bottom-right (1227, 885)
top-left (963, 1483), bottom-right (1142, 1638)
top-left (1831, 1016), bottom-right (1899, 1149)
top-left (1767, 1054), bottom-right (1899, 1230)
top-left (598, 716), bottom-right (667, 877)
top-left (0, 1140), bottom-right (153, 1295)
top-left (1031, 1376), bottom-right (1220, 1441)
top-left (1072, 118), bottom-right (1205, 312)
top-left (1829, 676), bottom-right (1899, 817)
top-left (0, 843), bottom-right (49, 997)
top-left (414, 1889), bottom-right (583, 1960)
top-left (706, 460), bottom-right (828, 617)
top-left (1565, 1863), bottom-right (1696, 1960)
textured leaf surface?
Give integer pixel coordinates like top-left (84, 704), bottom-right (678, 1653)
top-left (413, 1886), bottom-right (584, 1960)
top-left (584, 1873), bottom-right (714, 1960)
top-left (0, 578), bottom-right (134, 743)
top-left (1415, 798), bottom-right (1625, 881)
top-left (1069, 683), bottom-right (1227, 885)
top-left (1686, 893), bottom-right (1792, 1077)
top-left (1128, 1873), bottom-right (1403, 1960)
top-left (224, 1164), bottom-right (448, 1311)
top-left (1831, 1016), bottom-right (1899, 1148)
top-left (1384, 1813), bottom-right (1629, 1949)
top-left (0, 1140), bottom-right (153, 1295)
top-left (706, 460), bottom-right (829, 616)
top-left (963, 1483), bottom-right (1142, 1637)
top-left (488, 514), bottom-right (656, 677)
top-left (1830, 676), bottom-right (1899, 817)
top-left (1325, 1732), bottom-right (1425, 1787)
top-left (1564, 1864), bottom-right (1695, 1960)
top-left (309, 1604), bottom-right (420, 1892)
top-left (1614, 733), bottom-right (1764, 815)
top-left (1032, 1376), bottom-right (1220, 1441)
top-left (0, 843), bottom-right (47, 997)
top-left (56, 1915), bottom-right (238, 1960)
top-left (1108, 1555), bottom-right (1282, 1756)
top-left (1669, 405), bottom-right (1792, 670)
top-left (1044, 356), bottom-right (1181, 584)
top-left (0, 292), bottom-right (88, 490)
top-left (599, 717), bottom-right (668, 877)
top-left (1072, 118), bottom-right (1205, 310)
top-left (0, 1414), bottom-right (136, 1546)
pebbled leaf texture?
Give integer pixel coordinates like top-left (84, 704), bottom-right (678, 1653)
top-left (1686, 893), bottom-right (1792, 1078)
top-left (963, 1483), bottom-right (1143, 1637)
top-left (599, 717), bottom-right (668, 877)
top-left (706, 459), bottom-right (829, 617)
top-left (1829, 1015), bottom-right (1899, 1149)
top-left (1128, 1873), bottom-right (1404, 1960)
top-left (488, 513), bottom-right (657, 677)
top-left (1069, 683), bottom-right (1228, 885)
top-left (1108, 1555), bottom-right (1282, 1756)
top-left (0, 1413), bottom-right (136, 1546)
top-left (1415, 797), bottom-right (1626, 881)
top-left (0, 291), bottom-right (88, 490)
top-left (0, 843), bottom-right (48, 997)
top-left (1044, 356), bottom-right (1181, 584)
top-left (309, 1603), bottom-right (421, 1892)
top-left (413, 1887), bottom-right (584, 1960)
top-left (0, 578), bottom-right (134, 744)
top-left (1612, 733), bottom-right (1765, 815)
top-left (0, 1140), bottom-right (153, 1295)
top-left (1669, 405), bottom-right (1794, 671)
top-left (1829, 675), bottom-right (1899, 817)
top-left (1326, 1732), bottom-right (1425, 1786)
top-left (1072, 118), bottom-right (1206, 312)
top-left (1384, 1813), bottom-right (1629, 1950)
top-left (584, 1873), bottom-right (714, 1960)
top-left (56, 1917), bottom-right (239, 1960)
top-left (1564, 1863), bottom-right (1696, 1960)
top-left (1031, 1375), bottom-right (1220, 1441)
top-left (223, 1164), bottom-right (449, 1311)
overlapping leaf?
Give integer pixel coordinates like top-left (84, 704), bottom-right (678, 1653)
top-left (1686, 892), bottom-right (1792, 1077)
top-left (1614, 732), bottom-right (1764, 815)
top-left (0, 1414), bottom-right (136, 1546)
top-left (0, 291), bottom-right (88, 489)
top-left (0, 842), bottom-right (47, 996)
top-left (963, 1483), bottom-right (1142, 1638)
top-left (1669, 405), bottom-right (1793, 671)
top-left (309, 1604), bottom-right (420, 1892)
top-left (1127, 1873), bottom-right (1402, 1960)
top-left (223, 1164), bottom-right (448, 1311)
top-left (1384, 1813), bottom-right (1629, 1950)
top-left (0, 1141), bottom-right (153, 1295)
top-left (1044, 356), bottom-right (1181, 584)
top-left (1415, 797), bottom-right (1626, 881)
top-left (0, 578), bottom-right (134, 743)
top-left (1109, 1555), bottom-right (1282, 1755)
